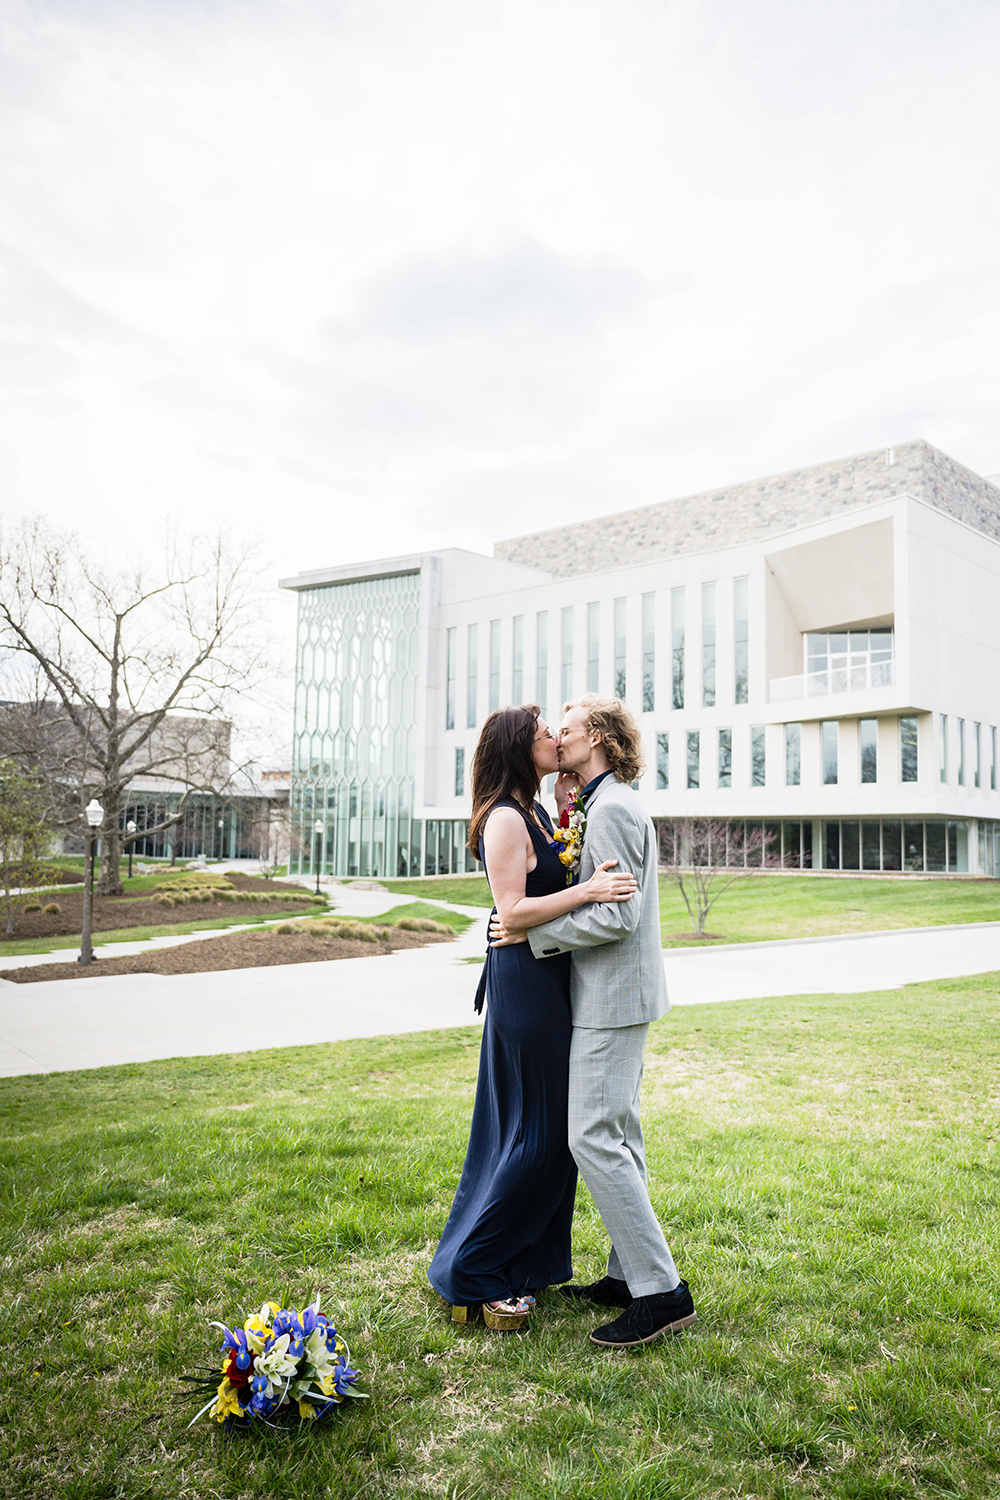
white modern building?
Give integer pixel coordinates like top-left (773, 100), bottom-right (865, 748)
top-left (281, 440), bottom-right (1000, 879)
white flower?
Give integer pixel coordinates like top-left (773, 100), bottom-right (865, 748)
top-left (303, 1325), bottom-right (335, 1383)
top-left (253, 1333), bottom-right (299, 1397)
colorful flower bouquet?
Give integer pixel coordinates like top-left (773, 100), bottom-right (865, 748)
top-left (551, 785), bottom-right (586, 884)
top-left (187, 1294), bottom-right (366, 1431)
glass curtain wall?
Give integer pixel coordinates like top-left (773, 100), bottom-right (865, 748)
top-left (651, 818), bottom-right (981, 876)
top-left (291, 571), bottom-right (422, 880)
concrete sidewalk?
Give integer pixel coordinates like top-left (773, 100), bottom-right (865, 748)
top-left (1, 892), bottom-right (999, 1076)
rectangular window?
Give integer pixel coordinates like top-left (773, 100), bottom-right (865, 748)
top-left (489, 619), bottom-right (500, 713)
top-left (992, 726), bottom-right (997, 791)
top-left (445, 627), bottom-right (456, 730)
top-left (718, 728), bottom-right (732, 788)
top-left (803, 628), bottom-right (894, 696)
top-left (466, 624), bottom-right (478, 729)
top-left (614, 597), bottom-right (626, 698)
top-left (785, 723), bottom-right (801, 786)
top-left (957, 717), bottom-right (965, 787)
top-left (702, 582), bottom-right (716, 707)
top-left (656, 732), bottom-right (669, 790)
top-left (561, 606), bottom-right (573, 705)
top-left (734, 576), bottom-right (749, 705)
top-left (587, 602), bottom-right (599, 692)
top-left (671, 587), bottom-right (684, 708)
top-left (454, 747), bottom-right (465, 797)
top-left (536, 612), bottom-right (548, 717)
top-left (900, 716), bottom-right (918, 782)
top-left (751, 724), bottom-right (765, 786)
top-left (939, 714), bottom-right (948, 783)
top-left (860, 718), bottom-right (877, 783)
top-left (974, 722), bottom-right (981, 788)
top-left (687, 730), bottom-right (700, 789)
top-left (512, 616), bottom-right (523, 703)
top-left (642, 593), bottom-right (655, 712)
top-left (822, 720), bottom-right (838, 784)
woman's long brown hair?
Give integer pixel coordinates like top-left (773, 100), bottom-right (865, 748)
top-left (467, 704), bottom-right (542, 859)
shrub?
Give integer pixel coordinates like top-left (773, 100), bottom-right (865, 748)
top-left (22, 902), bottom-right (42, 914)
top-left (395, 916), bottom-right (451, 934)
top-left (43, 903), bottom-right (60, 916)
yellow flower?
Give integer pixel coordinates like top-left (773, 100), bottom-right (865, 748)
top-left (244, 1301), bottom-right (278, 1341)
top-left (319, 1370), bottom-right (345, 1399)
top-left (298, 1398), bottom-right (318, 1420)
top-left (558, 848), bottom-right (576, 867)
top-left (209, 1378), bottom-right (244, 1424)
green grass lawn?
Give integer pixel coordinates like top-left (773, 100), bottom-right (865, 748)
top-left (1, 976), bottom-right (997, 1498)
top-left (382, 873), bottom-right (1000, 947)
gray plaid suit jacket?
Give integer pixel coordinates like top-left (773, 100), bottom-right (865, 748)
top-left (526, 774), bottom-right (669, 1028)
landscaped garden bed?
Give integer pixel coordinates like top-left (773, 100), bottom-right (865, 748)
top-left (3, 916), bottom-right (454, 982)
top-left (2, 871), bottom-right (320, 943)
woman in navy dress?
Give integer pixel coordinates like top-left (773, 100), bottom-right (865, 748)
top-left (428, 704), bottom-right (636, 1329)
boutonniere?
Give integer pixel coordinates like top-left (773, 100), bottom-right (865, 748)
top-left (551, 785), bottom-right (586, 886)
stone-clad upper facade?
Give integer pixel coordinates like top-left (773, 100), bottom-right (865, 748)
top-left (494, 440), bottom-right (1000, 578)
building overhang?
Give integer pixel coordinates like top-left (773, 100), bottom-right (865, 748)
top-left (762, 692), bottom-right (931, 725)
top-left (279, 553), bottom-right (426, 592)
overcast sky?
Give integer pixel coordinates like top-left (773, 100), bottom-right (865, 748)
top-left (3, 0), bottom-right (998, 630)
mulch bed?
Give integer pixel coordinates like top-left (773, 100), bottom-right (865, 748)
top-left (3, 925), bottom-right (452, 983)
top-left (4, 873), bottom-right (317, 941)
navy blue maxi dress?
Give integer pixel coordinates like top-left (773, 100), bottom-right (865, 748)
top-left (428, 801), bottom-right (578, 1306)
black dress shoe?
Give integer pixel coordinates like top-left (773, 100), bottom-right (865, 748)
top-left (589, 1281), bottom-right (697, 1347)
top-left (557, 1276), bottom-right (631, 1308)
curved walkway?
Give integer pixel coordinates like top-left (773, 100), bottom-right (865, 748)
top-left (1, 884), bottom-right (999, 1077)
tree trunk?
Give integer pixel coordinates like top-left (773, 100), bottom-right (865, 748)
top-left (96, 807), bottom-right (124, 897)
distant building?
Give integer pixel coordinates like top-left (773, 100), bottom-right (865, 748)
top-left (282, 440), bottom-right (1000, 879)
top-left (0, 702), bottom-right (288, 864)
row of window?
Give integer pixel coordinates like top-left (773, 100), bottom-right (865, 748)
top-left (455, 716), bottom-right (1000, 797)
top-left (938, 715), bottom-right (997, 788)
top-left (655, 716), bottom-right (924, 790)
top-left (444, 579), bottom-right (750, 730)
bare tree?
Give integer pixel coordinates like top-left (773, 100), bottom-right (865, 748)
top-left (0, 519), bottom-right (270, 895)
top-left (658, 817), bottom-right (779, 937)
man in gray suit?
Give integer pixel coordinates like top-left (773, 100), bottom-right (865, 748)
top-left (493, 694), bottom-right (695, 1347)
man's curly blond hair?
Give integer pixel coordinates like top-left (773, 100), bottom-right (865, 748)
top-left (565, 694), bottom-right (645, 784)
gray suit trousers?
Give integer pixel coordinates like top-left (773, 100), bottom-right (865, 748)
top-left (568, 1023), bottom-right (679, 1297)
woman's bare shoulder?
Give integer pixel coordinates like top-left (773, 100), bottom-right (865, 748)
top-left (483, 803), bottom-right (527, 832)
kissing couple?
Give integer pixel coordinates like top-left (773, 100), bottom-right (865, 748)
top-left (428, 694), bottom-right (696, 1348)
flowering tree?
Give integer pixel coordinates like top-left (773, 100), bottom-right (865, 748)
top-left (658, 817), bottom-right (779, 937)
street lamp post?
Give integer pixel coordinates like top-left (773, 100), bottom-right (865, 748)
top-left (217, 817), bottom-right (225, 862)
top-left (314, 819), bottom-right (324, 896)
top-left (126, 819), bottom-right (137, 881)
top-left (79, 798), bottom-right (104, 966)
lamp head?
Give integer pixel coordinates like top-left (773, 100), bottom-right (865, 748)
top-left (314, 820), bottom-right (324, 834)
top-left (85, 799), bottom-right (103, 828)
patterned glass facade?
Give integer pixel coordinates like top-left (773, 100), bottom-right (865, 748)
top-left (291, 572), bottom-right (421, 879)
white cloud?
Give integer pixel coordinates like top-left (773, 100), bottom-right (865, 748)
top-left (0, 0), bottom-right (997, 659)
